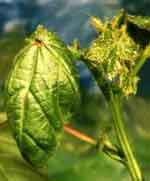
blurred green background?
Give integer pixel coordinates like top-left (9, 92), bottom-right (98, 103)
top-left (0, 0), bottom-right (150, 180)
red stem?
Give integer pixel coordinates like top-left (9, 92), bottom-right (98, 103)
top-left (64, 124), bottom-right (97, 145)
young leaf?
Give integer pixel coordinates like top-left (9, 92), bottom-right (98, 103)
top-left (5, 25), bottom-right (80, 167)
top-left (127, 15), bottom-right (150, 47)
top-left (84, 23), bottom-right (140, 97)
top-left (83, 11), bottom-right (150, 97)
top-left (127, 15), bottom-right (150, 32)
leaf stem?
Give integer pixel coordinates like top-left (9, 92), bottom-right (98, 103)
top-left (64, 124), bottom-right (97, 145)
top-left (109, 92), bottom-right (143, 180)
top-left (64, 124), bottom-right (125, 164)
top-left (132, 46), bottom-right (150, 75)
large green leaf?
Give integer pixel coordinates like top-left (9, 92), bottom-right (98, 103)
top-left (0, 124), bottom-right (47, 181)
top-left (5, 25), bottom-right (80, 167)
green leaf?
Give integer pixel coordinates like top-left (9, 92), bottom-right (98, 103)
top-left (49, 151), bottom-right (130, 181)
top-left (48, 149), bottom-right (79, 176)
top-left (0, 124), bottom-right (47, 181)
top-left (126, 15), bottom-right (150, 47)
top-left (127, 15), bottom-right (150, 31)
top-left (5, 25), bottom-right (80, 167)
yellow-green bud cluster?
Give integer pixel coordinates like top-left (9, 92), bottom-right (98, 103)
top-left (84, 11), bottom-right (150, 96)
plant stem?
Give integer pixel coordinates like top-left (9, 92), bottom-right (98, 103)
top-left (64, 124), bottom-right (125, 164)
top-left (64, 124), bottom-right (97, 145)
top-left (133, 46), bottom-right (150, 75)
top-left (109, 92), bottom-right (143, 181)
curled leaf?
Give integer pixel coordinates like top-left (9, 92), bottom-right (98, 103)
top-left (127, 15), bottom-right (150, 32)
top-left (5, 25), bottom-right (80, 167)
top-left (84, 23), bottom-right (140, 96)
top-left (84, 10), bottom-right (150, 97)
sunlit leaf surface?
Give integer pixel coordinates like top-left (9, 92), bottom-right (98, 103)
top-left (5, 25), bottom-right (80, 167)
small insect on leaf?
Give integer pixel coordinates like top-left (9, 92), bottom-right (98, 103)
top-left (5, 25), bottom-right (80, 167)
